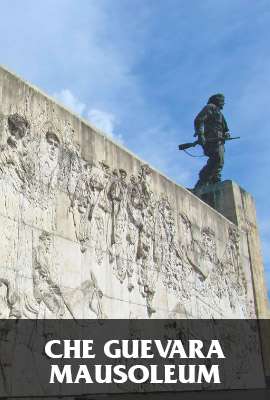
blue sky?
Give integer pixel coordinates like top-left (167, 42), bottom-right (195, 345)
top-left (0, 0), bottom-right (269, 300)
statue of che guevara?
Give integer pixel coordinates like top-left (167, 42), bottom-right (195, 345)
top-left (193, 93), bottom-right (230, 192)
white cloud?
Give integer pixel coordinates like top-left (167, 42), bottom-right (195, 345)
top-left (52, 89), bottom-right (123, 144)
top-left (53, 89), bottom-right (86, 115)
top-left (87, 108), bottom-right (123, 144)
top-left (87, 109), bottom-right (115, 135)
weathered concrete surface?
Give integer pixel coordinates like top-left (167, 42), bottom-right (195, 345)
top-left (0, 65), bottom-right (267, 320)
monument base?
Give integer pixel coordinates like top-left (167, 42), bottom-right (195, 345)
top-left (197, 180), bottom-right (270, 381)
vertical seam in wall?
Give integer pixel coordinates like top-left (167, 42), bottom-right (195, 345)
top-left (239, 189), bottom-right (268, 383)
top-left (230, 184), bottom-right (239, 225)
top-left (246, 230), bottom-right (259, 318)
top-left (239, 188), bottom-right (259, 317)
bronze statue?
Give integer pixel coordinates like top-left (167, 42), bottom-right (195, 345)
top-left (179, 94), bottom-right (239, 194)
top-left (194, 93), bottom-right (229, 191)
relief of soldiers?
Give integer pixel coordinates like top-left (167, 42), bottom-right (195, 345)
top-left (70, 159), bottom-right (109, 258)
top-left (108, 168), bottom-right (129, 283)
top-left (193, 93), bottom-right (230, 192)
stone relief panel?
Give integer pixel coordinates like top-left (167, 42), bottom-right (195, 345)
top-left (0, 112), bottom-right (254, 318)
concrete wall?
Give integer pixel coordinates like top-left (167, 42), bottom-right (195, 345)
top-left (0, 65), bottom-right (266, 320)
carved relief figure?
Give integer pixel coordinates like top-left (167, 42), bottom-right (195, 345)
top-left (0, 113), bottom-right (32, 191)
top-left (67, 143), bottom-right (82, 197)
top-left (198, 227), bottom-right (217, 279)
top-left (32, 231), bottom-right (65, 318)
top-left (108, 168), bottom-right (129, 283)
top-left (155, 196), bottom-right (181, 292)
top-left (0, 278), bottom-right (21, 318)
top-left (127, 165), bottom-right (158, 315)
top-left (71, 162), bottom-right (92, 252)
top-left (178, 213), bottom-right (193, 259)
top-left (30, 231), bottom-right (106, 319)
top-left (38, 130), bottom-right (60, 199)
top-left (220, 227), bottom-right (247, 312)
top-left (108, 169), bottom-right (127, 245)
top-left (88, 162), bottom-right (111, 264)
top-left (66, 271), bottom-right (106, 319)
top-left (177, 213), bottom-right (200, 290)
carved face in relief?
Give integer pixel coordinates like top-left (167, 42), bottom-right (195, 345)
top-left (39, 231), bottom-right (52, 251)
top-left (139, 164), bottom-right (151, 181)
top-left (46, 131), bottom-right (60, 162)
top-left (7, 113), bottom-right (30, 148)
top-left (119, 169), bottom-right (127, 181)
top-left (77, 198), bottom-right (89, 214)
top-left (130, 175), bottom-right (137, 185)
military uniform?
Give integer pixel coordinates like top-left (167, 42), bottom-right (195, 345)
top-left (194, 96), bottom-right (229, 190)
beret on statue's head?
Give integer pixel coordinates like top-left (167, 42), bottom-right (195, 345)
top-left (207, 93), bottom-right (225, 106)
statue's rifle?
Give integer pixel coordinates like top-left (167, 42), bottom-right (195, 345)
top-left (178, 136), bottom-right (240, 151)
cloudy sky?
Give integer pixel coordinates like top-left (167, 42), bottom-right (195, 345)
top-left (0, 0), bottom-right (269, 299)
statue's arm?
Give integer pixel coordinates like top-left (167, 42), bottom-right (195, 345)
top-left (194, 105), bottom-right (212, 143)
top-left (222, 115), bottom-right (230, 138)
